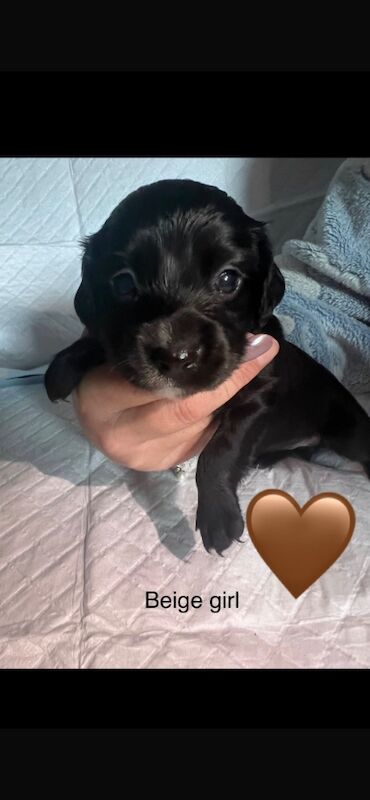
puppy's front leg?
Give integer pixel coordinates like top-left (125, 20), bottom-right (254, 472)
top-left (195, 387), bottom-right (275, 554)
top-left (196, 423), bottom-right (246, 554)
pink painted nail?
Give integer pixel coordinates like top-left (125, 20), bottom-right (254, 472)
top-left (241, 333), bottom-right (276, 362)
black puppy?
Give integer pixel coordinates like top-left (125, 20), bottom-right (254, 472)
top-left (45, 179), bottom-right (370, 554)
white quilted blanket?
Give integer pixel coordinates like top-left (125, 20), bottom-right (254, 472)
top-left (1, 157), bottom-right (369, 669)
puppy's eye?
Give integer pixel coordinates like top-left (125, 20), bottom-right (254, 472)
top-left (111, 271), bottom-right (138, 301)
top-left (214, 268), bottom-right (242, 295)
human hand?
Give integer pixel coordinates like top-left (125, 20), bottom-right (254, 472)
top-left (72, 333), bottom-right (279, 471)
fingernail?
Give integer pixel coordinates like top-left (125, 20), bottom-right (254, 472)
top-left (241, 333), bottom-right (276, 362)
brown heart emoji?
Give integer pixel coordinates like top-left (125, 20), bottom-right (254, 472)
top-left (246, 490), bottom-right (355, 598)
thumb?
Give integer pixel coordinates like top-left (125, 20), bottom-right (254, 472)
top-left (165, 333), bottom-right (279, 429)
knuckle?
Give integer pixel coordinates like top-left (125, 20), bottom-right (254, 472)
top-left (220, 381), bottom-right (236, 402)
top-left (227, 363), bottom-right (258, 393)
top-left (101, 433), bottom-right (147, 471)
top-left (100, 427), bottom-right (124, 462)
top-left (172, 398), bottom-right (197, 426)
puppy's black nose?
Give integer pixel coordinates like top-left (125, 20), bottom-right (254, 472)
top-left (150, 345), bottom-right (203, 373)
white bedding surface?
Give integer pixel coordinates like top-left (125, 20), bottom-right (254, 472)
top-left (2, 156), bottom-right (369, 669)
top-left (1, 383), bottom-right (370, 668)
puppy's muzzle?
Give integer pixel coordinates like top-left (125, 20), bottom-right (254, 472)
top-left (138, 308), bottom-right (222, 381)
top-left (150, 343), bottom-right (203, 373)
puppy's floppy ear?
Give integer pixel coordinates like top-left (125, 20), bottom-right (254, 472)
top-left (74, 244), bottom-right (97, 333)
top-left (259, 260), bottom-right (285, 326)
top-left (74, 273), bottom-right (96, 331)
top-left (254, 226), bottom-right (285, 328)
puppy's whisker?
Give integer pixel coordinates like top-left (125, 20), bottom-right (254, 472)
top-left (109, 358), bottom-right (130, 374)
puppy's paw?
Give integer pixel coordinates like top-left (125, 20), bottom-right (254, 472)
top-left (44, 337), bottom-right (106, 402)
top-left (196, 492), bottom-right (244, 555)
top-left (44, 351), bottom-right (81, 402)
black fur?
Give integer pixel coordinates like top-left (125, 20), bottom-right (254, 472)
top-left (44, 179), bottom-right (370, 553)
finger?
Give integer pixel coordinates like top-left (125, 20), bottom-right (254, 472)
top-left (140, 419), bottom-right (220, 471)
top-left (159, 334), bottom-right (279, 431)
top-left (111, 406), bottom-right (214, 450)
top-left (171, 419), bottom-right (220, 465)
top-left (73, 363), bottom-right (159, 421)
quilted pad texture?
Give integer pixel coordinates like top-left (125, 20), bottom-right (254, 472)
top-left (2, 157), bottom-right (369, 669)
top-left (0, 157), bottom-right (344, 368)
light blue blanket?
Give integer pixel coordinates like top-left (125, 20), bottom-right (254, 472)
top-left (275, 158), bottom-right (370, 395)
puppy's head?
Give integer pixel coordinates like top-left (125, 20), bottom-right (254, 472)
top-left (76, 179), bottom-right (284, 397)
